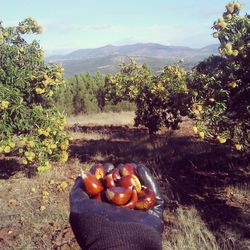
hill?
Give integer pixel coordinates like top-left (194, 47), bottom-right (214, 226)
top-left (46, 43), bottom-right (219, 77)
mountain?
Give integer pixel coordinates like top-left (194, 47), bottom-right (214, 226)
top-left (46, 43), bottom-right (219, 77)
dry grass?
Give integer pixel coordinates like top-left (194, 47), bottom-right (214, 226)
top-left (1, 113), bottom-right (249, 250)
top-left (223, 182), bottom-right (250, 209)
top-left (163, 206), bottom-right (219, 250)
top-left (70, 131), bottom-right (110, 141)
top-left (162, 205), bottom-right (249, 250)
top-left (224, 183), bottom-right (250, 199)
top-left (67, 111), bottom-right (135, 126)
top-left (0, 158), bottom-right (89, 250)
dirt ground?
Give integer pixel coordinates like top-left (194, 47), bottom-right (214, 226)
top-left (0, 114), bottom-right (249, 249)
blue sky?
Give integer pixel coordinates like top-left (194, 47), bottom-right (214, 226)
top-left (1, 0), bottom-right (250, 54)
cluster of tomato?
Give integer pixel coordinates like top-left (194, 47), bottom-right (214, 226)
top-left (81, 163), bottom-right (156, 210)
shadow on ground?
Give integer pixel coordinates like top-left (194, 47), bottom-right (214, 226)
top-left (0, 157), bottom-right (36, 179)
top-left (69, 124), bottom-right (250, 248)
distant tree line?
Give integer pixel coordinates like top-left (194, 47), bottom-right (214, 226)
top-left (53, 72), bottom-right (135, 115)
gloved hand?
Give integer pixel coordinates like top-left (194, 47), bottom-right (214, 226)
top-left (69, 163), bottom-right (164, 250)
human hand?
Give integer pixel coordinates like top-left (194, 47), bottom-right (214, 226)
top-left (69, 163), bottom-right (164, 250)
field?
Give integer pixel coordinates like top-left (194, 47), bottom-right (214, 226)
top-left (0, 112), bottom-right (249, 250)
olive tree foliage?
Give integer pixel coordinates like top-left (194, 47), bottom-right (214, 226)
top-left (0, 18), bottom-right (71, 172)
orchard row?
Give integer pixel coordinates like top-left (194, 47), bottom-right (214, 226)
top-left (104, 2), bottom-right (249, 150)
top-left (0, 2), bottom-right (249, 171)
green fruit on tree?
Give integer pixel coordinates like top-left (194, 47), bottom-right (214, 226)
top-left (217, 136), bottom-right (227, 144)
top-left (226, 3), bottom-right (235, 14)
top-left (227, 48), bottom-right (233, 56)
top-left (199, 131), bottom-right (205, 139)
top-left (235, 144), bottom-right (242, 150)
top-left (197, 104), bottom-right (203, 112)
top-left (4, 146), bottom-right (11, 153)
top-left (192, 126), bottom-right (198, 134)
top-left (234, 3), bottom-right (241, 11)
top-left (228, 82), bottom-right (238, 88)
top-left (213, 32), bottom-right (219, 38)
top-left (232, 50), bottom-right (239, 57)
top-left (225, 43), bottom-right (232, 51)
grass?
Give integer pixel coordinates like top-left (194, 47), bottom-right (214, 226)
top-left (70, 131), bottom-right (111, 141)
top-left (224, 183), bottom-right (250, 199)
top-left (67, 111), bottom-right (135, 126)
top-left (0, 111), bottom-right (249, 249)
top-left (163, 206), bottom-right (219, 250)
top-left (0, 158), bottom-right (87, 249)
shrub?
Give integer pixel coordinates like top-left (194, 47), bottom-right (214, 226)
top-left (0, 18), bottom-right (70, 172)
top-left (187, 2), bottom-right (250, 150)
top-left (104, 59), bottom-right (188, 133)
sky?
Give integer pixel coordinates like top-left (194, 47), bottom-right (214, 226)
top-left (1, 0), bottom-right (250, 55)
